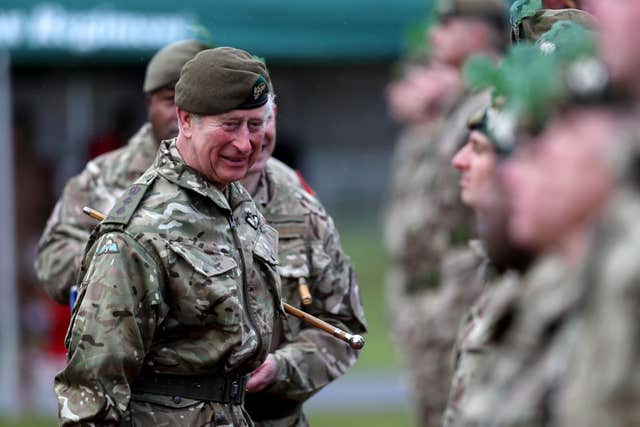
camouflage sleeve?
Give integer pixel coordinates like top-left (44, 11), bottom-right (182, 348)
top-left (35, 170), bottom-right (97, 304)
top-left (267, 210), bottom-right (368, 401)
top-left (54, 232), bottom-right (167, 426)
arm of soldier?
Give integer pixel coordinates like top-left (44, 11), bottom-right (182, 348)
top-left (35, 171), bottom-right (98, 304)
top-left (264, 212), bottom-right (368, 401)
top-left (54, 232), bottom-right (167, 426)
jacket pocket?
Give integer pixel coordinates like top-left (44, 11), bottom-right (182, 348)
top-left (166, 241), bottom-right (241, 327)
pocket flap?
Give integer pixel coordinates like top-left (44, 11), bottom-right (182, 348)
top-left (277, 252), bottom-right (310, 278)
top-left (168, 242), bottom-right (237, 277)
top-left (253, 224), bottom-right (279, 265)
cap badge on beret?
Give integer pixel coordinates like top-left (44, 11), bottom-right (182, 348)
top-left (253, 77), bottom-right (267, 101)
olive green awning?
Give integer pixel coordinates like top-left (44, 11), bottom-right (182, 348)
top-left (1, 0), bottom-right (431, 65)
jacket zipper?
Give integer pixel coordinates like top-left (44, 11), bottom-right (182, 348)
top-left (228, 213), bottom-right (263, 360)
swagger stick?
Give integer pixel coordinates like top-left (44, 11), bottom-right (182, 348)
top-left (82, 206), bottom-right (365, 350)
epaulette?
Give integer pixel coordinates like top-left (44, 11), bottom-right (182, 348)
top-left (102, 172), bottom-right (156, 228)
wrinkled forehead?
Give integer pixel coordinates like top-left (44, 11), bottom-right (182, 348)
top-left (212, 106), bottom-right (268, 121)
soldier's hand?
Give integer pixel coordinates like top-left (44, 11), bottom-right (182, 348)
top-left (247, 354), bottom-right (277, 393)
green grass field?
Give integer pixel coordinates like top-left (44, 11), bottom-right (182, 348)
top-left (0, 410), bottom-right (414, 427)
top-left (337, 222), bottom-right (398, 370)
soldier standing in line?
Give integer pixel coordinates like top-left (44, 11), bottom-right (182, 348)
top-left (558, 1), bottom-right (640, 425)
top-left (443, 105), bottom-right (536, 427)
top-left (443, 9), bottom-right (600, 425)
top-left (458, 24), bottom-right (624, 425)
top-left (55, 47), bottom-right (281, 426)
top-left (238, 82), bottom-right (367, 426)
top-left (383, 1), bottom-right (506, 424)
top-left (35, 39), bottom-right (209, 305)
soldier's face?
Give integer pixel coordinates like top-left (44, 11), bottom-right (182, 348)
top-left (179, 106), bottom-right (267, 188)
top-left (452, 130), bottom-right (499, 209)
top-left (589, 0), bottom-right (640, 86)
top-left (503, 110), bottom-right (614, 252)
top-left (247, 104), bottom-right (277, 175)
top-left (147, 87), bottom-right (179, 143)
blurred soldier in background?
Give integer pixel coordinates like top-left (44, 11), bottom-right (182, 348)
top-left (383, 0), bottom-right (506, 424)
top-left (444, 8), bottom-right (600, 426)
top-left (239, 84), bottom-right (367, 426)
top-left (454, 18), bottom-right (623, 425)
top-left (558, 1), bottom-right (640, 425)
top-left (35, 39), bottom-right (209, 305)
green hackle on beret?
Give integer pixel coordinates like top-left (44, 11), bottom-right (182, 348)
top-left (175, 47), bottom-right (271, 116)
top-left (463, 20), bottom-right (602, 156)
top-left (143, 39), bottom-right (210, 93)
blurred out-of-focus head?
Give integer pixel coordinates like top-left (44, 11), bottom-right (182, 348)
top-left (144, 39), bottom-right (210, 143)
top-left (386, 63), bottom-right (463, 125)
top-left (589, 0), bottom-right (640, 92)
top-left (503, 108), bottom-right (617, 254)
top-left (247, 94), bottom-right (277, 175)
top-left (430, 0), bottom-right (507, 68)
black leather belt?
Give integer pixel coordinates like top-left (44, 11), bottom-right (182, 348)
top-left (244, 393), bottom-right (302, 421)
top-left (131, 373), bottom-right (248, 405)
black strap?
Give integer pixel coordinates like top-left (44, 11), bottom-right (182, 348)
top-left (244, 393), bottom-right (303, 421)
top-left (130, 373), bottom-right (248, 405)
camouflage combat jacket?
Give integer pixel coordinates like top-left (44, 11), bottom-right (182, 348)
top-left (245, 158), bottom-right (367, 427)
top-left (460, 255), bottom-right (576, 427)
top-left (559, 184), bottom-right (640, 427)
top-left (55, 139), bottom-right (282, 427)
top-left (36, 123), bottom-right (158, 304)
top-left (443, 270), bottom-right (521, 427)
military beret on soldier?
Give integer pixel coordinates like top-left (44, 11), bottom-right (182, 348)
top-left (512, 8), bottom-right (597, 43)
top-left (175, 47), bottom-right (271, 116)
top-left (143, 39), bottom-right (210, 93)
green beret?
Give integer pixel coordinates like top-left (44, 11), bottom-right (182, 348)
top-left (513, 8), bottom-right (597, 42)
top-left (143, 39), bottom-right (210, 93)
top-left (175, 47), bottom-right (271, 116)
top-left (437, 0), bottom-right (506, 20)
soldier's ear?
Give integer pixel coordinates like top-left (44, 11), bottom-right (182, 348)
top-left (177, 107), bottom-right (194, 139)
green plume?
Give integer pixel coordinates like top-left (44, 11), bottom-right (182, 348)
top-left (536, 20), bottom-right (597, 61)
top-left (464, 55), bottom-right (500, 92)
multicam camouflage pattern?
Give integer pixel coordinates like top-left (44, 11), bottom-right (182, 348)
top-left (245, 158), bottom-right (367, 427)
top-left (54, 139), bottom-right (282, 426)
top-left (383, 90), bottom-right (490, 426)
top-left (443, 270), bottom-right (521, 427)
top-left (35, 123), bottom-right (159, 304)
top-left (458, 255), bottom-right (576, 426)
top-left (559, 183), bottom-right (640, 426)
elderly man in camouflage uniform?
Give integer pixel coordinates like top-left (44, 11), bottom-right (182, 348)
top-left (238, 82), bottom-right (367, 426)
top-left (55, 47), bottom-right (282, 426)
top-left (35, 39), bottom-right (209, 305)
top-left (383, 0), bottom-right (505, 424)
